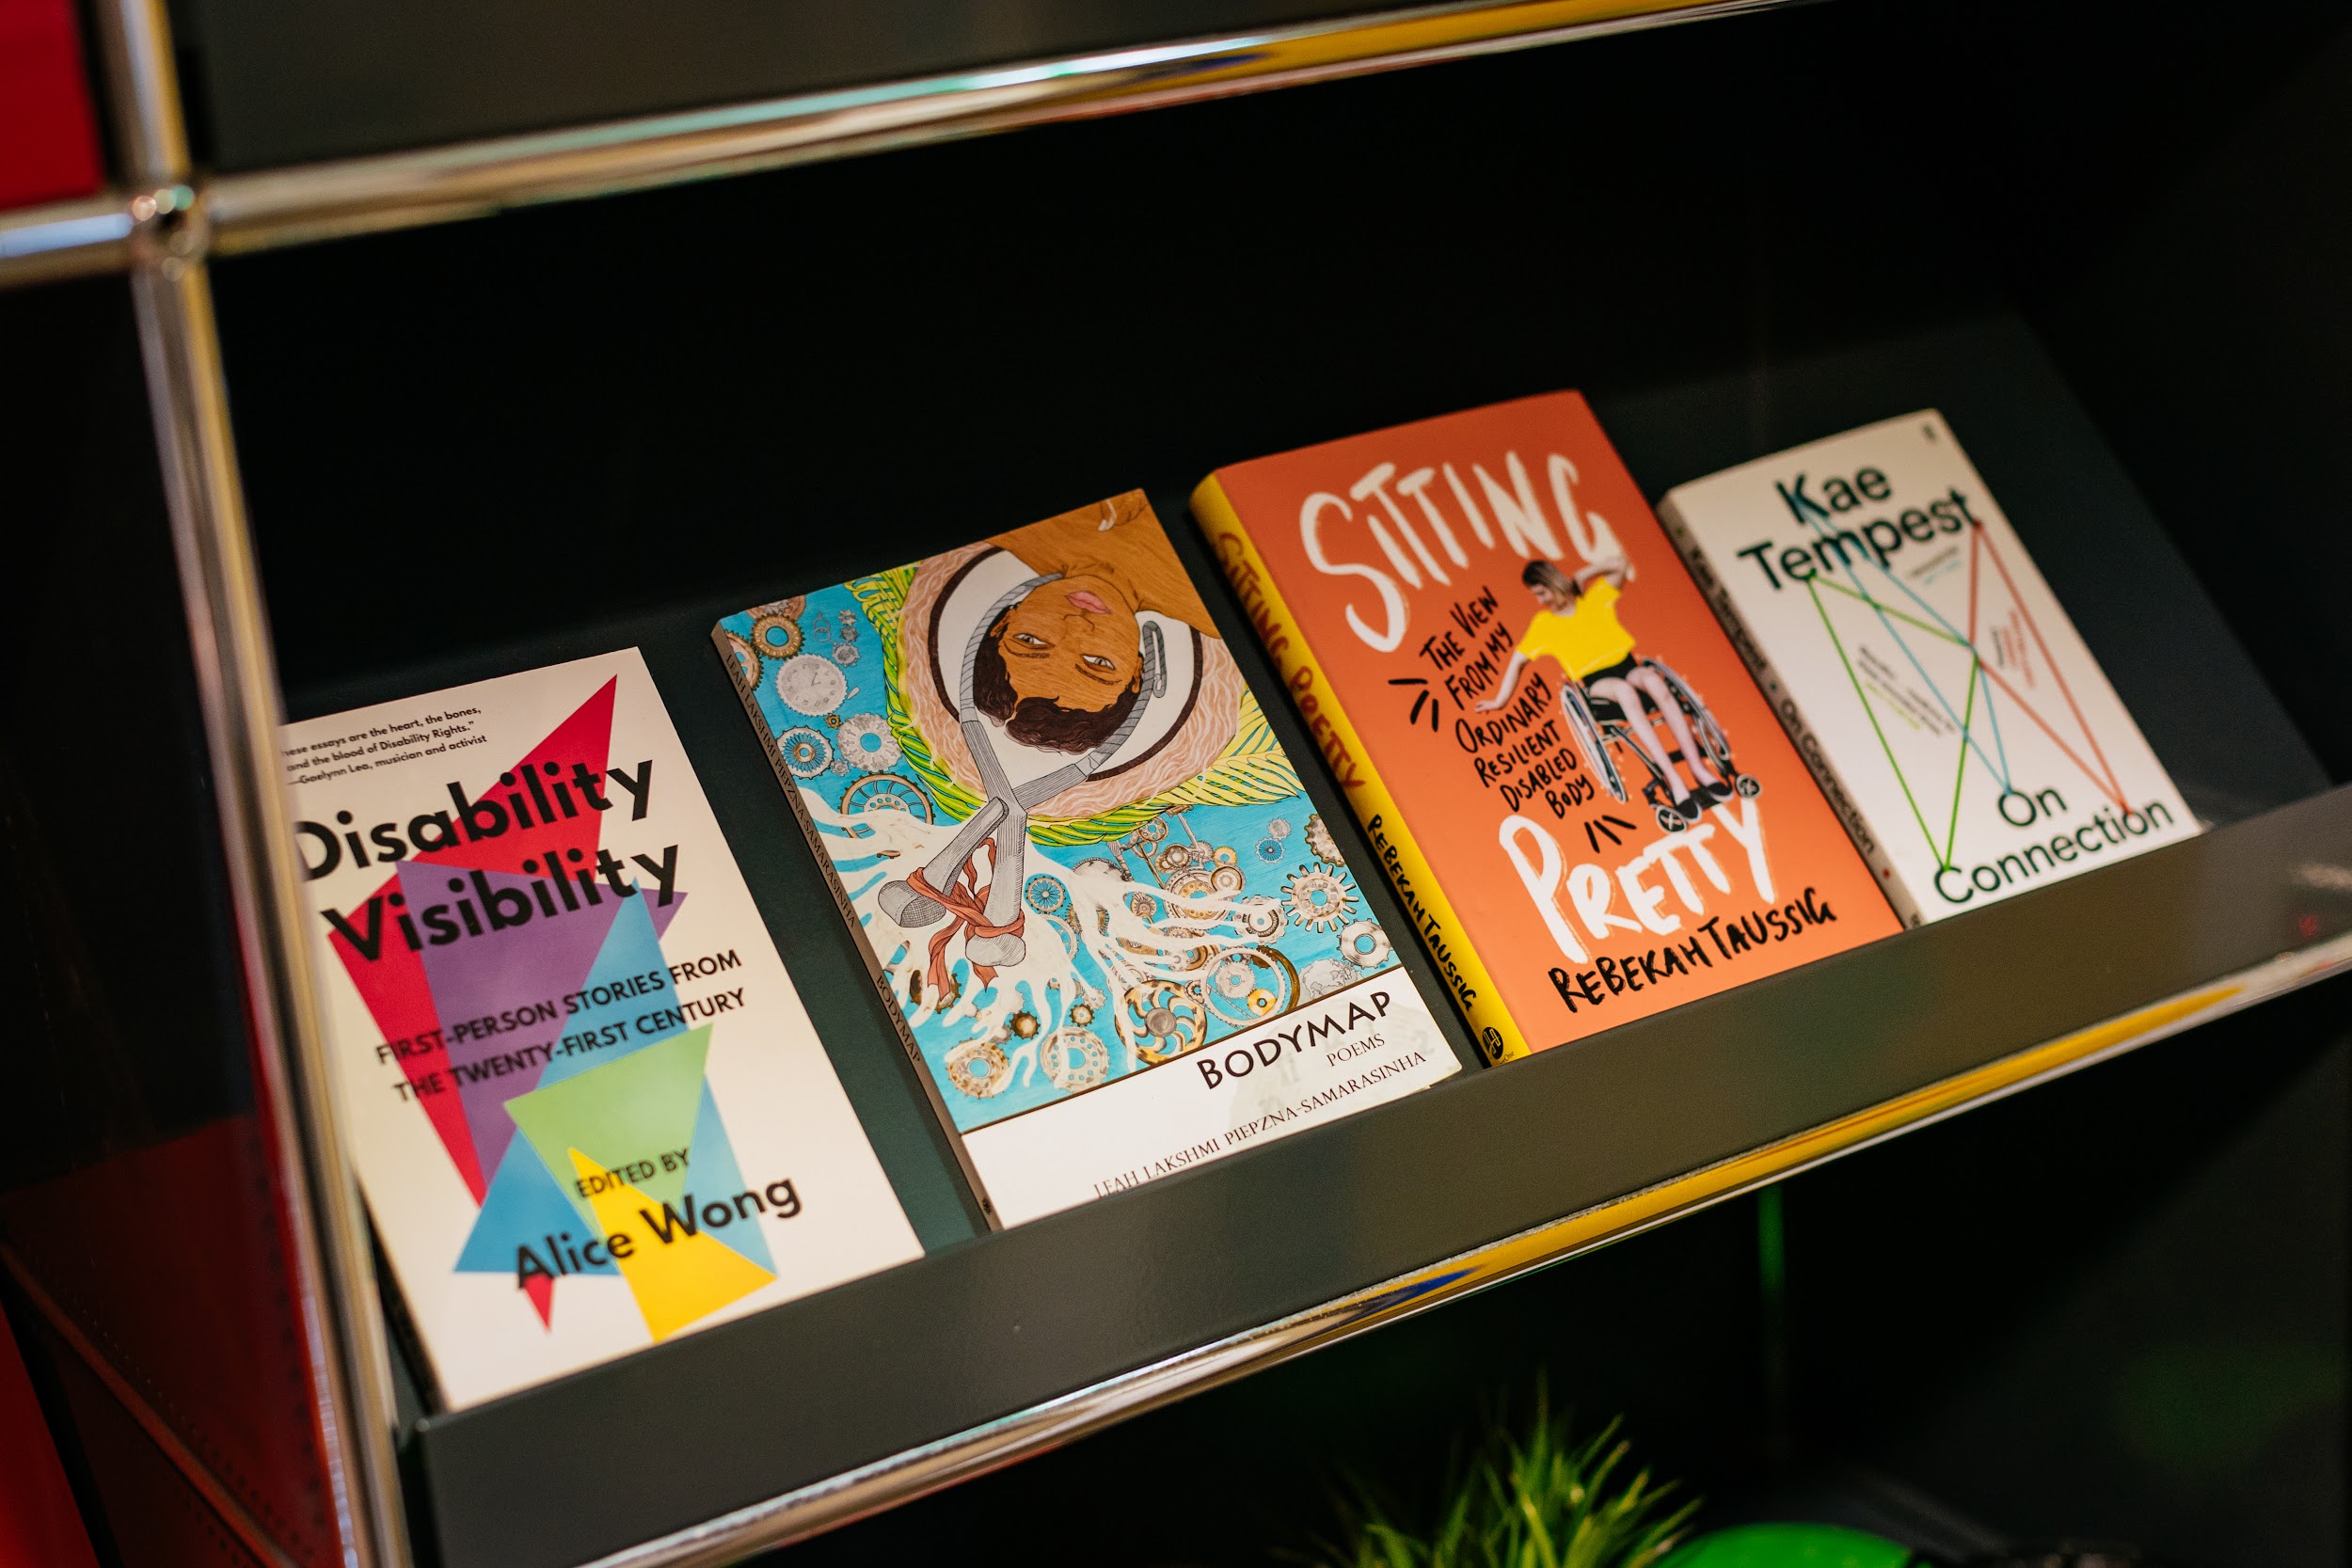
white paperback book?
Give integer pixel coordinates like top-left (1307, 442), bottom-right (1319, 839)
top-left (281, 648), bottom-right (919, 1408)
top-left (1658, 410), bottom-right (2198, 927)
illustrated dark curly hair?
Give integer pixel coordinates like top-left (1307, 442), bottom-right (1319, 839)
top-left (971, 610), bottom-right (1141, 754)
top-left (1522, 559), bottom-right (1575, 595)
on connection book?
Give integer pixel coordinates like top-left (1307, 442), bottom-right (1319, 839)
top-left (1194, 392), bottom-right (1900, 1063)
top-left (715, 492), bottom-right (1456, 1227)
top-left (1657, 410), bottom-right (2199, 925)
top-left (282, 649), bottom-right (918, 1409)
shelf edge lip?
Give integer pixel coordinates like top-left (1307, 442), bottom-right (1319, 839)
top-left (571, 928), bottom-right (2352, 1568)
top-left (0, 195), bottom-right (134, 287)
top-left (199, 0), bottom-right (1779, 258)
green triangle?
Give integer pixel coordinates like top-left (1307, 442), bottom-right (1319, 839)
top-left (506, 1026), bottom-right (711, 1211)
top-left (1810, 575), bottom-right (1979, 866)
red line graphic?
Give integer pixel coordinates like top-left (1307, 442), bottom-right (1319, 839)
top-left (1973, 660), bottom-right (2130, 813)
top-left (1978, 526), bottom-right (2126, 806)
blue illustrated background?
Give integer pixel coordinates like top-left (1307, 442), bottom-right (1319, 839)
top-left (720, 568), bottom-right (1407, 1133)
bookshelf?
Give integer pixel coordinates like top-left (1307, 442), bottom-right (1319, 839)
top-left (3, 0), bottom-right (2346, 1564)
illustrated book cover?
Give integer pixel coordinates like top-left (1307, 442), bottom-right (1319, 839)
top-left (714, 492), bottom-right (1458, 1227)
top-left (282, 649), bottom-right (920, 1409)
top-left (1193, 391), bottom-right (1901, 1062)
top-left (1657, 409), bottom-right (2199, 925)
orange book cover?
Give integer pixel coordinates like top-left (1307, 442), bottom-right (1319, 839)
top-left (1194, 392), bottom-right (1900, 1060)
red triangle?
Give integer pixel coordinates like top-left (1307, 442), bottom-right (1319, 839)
top-left (415, 678), bottom-right (618, 877)
top-left (320, 677), bottom-right (623, 1206)
top-left (328, 871), bottom-right (486, 1201)
top-left (1965, 528), bottom-right (2129, 811)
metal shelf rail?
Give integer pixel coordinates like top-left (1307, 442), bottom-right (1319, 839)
top-left (2, 0), bottom-right (1766, 289)
top-left (411, 784), bottom-right (2352, 1568)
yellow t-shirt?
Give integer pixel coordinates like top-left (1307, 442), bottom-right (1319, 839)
top-left (1516, 578), bottom-right (1636, 679)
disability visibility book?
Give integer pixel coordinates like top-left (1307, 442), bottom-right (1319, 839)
top-left (1657, 410), bottom-right (2199, 925)
top-left (715, 492), bottom-right (1457, 1227)
top-left (1194, 392), bottom-right (1900, 1062)
top-left (282, 650), bottom-right (919, 1409)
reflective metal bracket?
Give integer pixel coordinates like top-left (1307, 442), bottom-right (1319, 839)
top-left (130, 252), bottom-right (410, 1568)
top-left (0, 0), bottom-right (1773, 291)
top-left (578, 935), bottom-right (2352, 1567)
top-left (86, 0), bottom-right (413, 1560)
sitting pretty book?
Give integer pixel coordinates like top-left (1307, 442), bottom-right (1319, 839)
top-left (282, 650), bottom-right (919, 1408)
top-left (1194, 392), bottom-right (1902, 1061)
top-left (716, 492), bottom-right (1457, 1227)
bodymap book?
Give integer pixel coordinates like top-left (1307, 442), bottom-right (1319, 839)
top-left (715, 492), bottom-right (1458, 1227)
top-left (282, 650), bottom-right (919, 1409)
top-left (1194, 392), bottom-right (1901, 1062)
top-left (1657, 410), bottom-right (2199, 925)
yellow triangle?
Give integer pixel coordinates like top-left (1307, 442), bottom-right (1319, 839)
top-left (569, 1149), bottom-right (775, 1341)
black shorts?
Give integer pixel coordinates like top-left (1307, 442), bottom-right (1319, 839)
top-left (1578, 655), bottom-right (1640, 687)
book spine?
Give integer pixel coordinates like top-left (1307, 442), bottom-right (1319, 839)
top-left (709, 626), bottom-right (1005, 1227)
top-left (1191, 475), bottom-right (1532, 1064)
top-left (1654, 496), bottom-right (1922, 928)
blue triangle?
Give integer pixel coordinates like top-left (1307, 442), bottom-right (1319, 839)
top-left (685, 1084), bottom-right (773, 1274)
top-left (454, 1138), bottom-right (617, 1275)
top-left (541, 894), bottom-right (675, 1089)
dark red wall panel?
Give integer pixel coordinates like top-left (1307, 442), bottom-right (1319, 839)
top-left (0, 0), bottom-right (104, 207)
top-left (0, 1302), bottom-right (99, 1568)
top-left (0, 1120), bottom-right (342, 1568)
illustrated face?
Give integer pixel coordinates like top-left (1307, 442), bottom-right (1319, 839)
top-left (995, 574), bottom-right (1138, 712)
top-left (1529, 578), bottom-right (1572, 614)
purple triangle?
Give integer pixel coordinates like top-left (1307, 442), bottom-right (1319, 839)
top-left (406, 862), bottom-right (627, 1180)
top-left (649, 891), bottom-right (686, 942)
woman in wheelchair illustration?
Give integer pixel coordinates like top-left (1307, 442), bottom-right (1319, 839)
top-left (1476, 557), bottom-right (1758, 833)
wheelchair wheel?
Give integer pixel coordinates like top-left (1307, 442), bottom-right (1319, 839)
top-left (1562, 683), bottom-right (1629, 803)
top-left (1647, 658), bottom-right (1735, 776)
top-left (1734, 773), bottom-right (1761, 799)
top-left (1655, 803), bottom-right (1687, 833)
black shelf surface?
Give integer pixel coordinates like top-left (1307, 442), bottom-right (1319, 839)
top-left (410, 784), bottom-right (2352, 1568)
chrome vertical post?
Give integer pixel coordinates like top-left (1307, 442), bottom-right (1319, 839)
top-left (91, 0), bottom-right (411, 1562)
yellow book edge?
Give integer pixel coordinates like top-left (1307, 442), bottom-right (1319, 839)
top-left (1191, 473), bottom-right (1532, 1065)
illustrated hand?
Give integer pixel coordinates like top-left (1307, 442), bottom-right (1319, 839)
top-left (1475, 692), bottom-right (1507, 712)
top-left (1573, 553), bottom-right (1631, 592)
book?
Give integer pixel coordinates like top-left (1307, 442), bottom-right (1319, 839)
top-left (1584, 312), bottom-right (2324, 828)
top-left (281, 650), bottom-right (920, 1409)
top-left (1193, 392), bottom-right (1901, 1062)
top-left (1655, 409), bottom-right (2200, 925)
top-left (714, 492), bottom-right (1458, 1227)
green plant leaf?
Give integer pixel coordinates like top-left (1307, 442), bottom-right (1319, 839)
top-left (1301, 1384), bottom-right (1700, 1568)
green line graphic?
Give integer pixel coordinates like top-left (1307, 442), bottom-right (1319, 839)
top-left (1943, 658), bottom-right (1979, 866)
top-left (1814, 576), bottom-right (1971, 646)
top-left (1807, 578), bottom-right (1942, 866)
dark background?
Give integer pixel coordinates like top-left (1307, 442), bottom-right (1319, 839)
top-left (210, 0), bottom-right (2352, 775)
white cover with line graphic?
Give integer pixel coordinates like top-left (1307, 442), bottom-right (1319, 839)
top-left (282, 650), bottom-right (919, 1408)
top-left (1658, 411), bottom-right (2197, 926)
